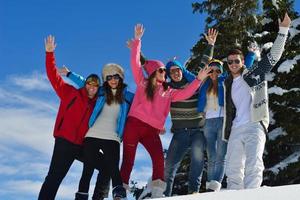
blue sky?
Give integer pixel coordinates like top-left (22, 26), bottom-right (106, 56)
top-left (0, 0), bottom-right (299, 200)
top-left (0, 1), bottom-right (205, 199)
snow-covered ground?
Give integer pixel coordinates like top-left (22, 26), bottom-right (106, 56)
top-left (153, 184), bottom-right (300, 200)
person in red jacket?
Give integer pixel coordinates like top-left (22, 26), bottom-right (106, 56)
top-left (38, 35), bottom-right (100, 200)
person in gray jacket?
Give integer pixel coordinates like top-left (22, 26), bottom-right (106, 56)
top-left (223, 13), bottom-right (291, 190)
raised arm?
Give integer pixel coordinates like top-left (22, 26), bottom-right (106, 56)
top-left (171, 66), bottom-right (212, 101)
top-left (127, 39), bottom-right (147, 65)
top-left (188, 28), bottom-right (217, 75)
top-left (58, 66), bottom-right (86, 88)
top-left (258, 13), bottom-right (291, 73)
top-left (244, 42), bottom-right (258, 69)
top-left (130, 24), bottom-right (145, 84)
top-left (45, 35), bottom-right (72, 99)
top-left (268, 13), bottom-right (291, 66)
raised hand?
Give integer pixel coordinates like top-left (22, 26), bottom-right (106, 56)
top-left (45, 35), bottom-right (56, 52)
top-left (126, 39), bottom-right (134, 49)
top-left (279, 13), bottom-right (291, 28)
top-left (134, 24), bottom-right (145, 40)
top-left (248, 41), bottom-right (259, 52)
top-left (204, 28), bottom-right (218, 45)
top-left (197, 64), bottom-right (213, 81)
top-left (58, 65), bottom-right (70, 76)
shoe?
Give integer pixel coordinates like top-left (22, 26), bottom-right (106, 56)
top-left (75, 192), bottom-right (89, 200)
top-left (206, 180), bottom-right (222, 192)
top-left (113, 185), bottom-right (127, 200)
top-left (151, 179), bottom-right (166, 198)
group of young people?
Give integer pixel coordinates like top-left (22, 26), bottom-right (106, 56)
top-left (38, 13), bottom-right (291, 200)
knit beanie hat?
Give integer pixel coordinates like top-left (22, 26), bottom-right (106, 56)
top-left (102, 63), bottom-right (124, 81)
top-left (85, 74), bottom-right (100, 86)
top-left (143, 60), bottom-right (165, 76)
top-left (208, 59), bottom-right (224, 73)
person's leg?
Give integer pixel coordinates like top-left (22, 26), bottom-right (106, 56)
top-left (38, 138), bottom-right (78, 200)
top-left (164, 130), bottom-right (189, 196)
top-left (225, 127), bottom-right (246, 190)
top-left (244, 123), bottom-right (266, 189)
top-left (77, 138), bottom-right (98, 194)
top-left (140, 125), bottom-right (165, 198)
top-left (188, 128), bottom-right (205, 194)
top-left (203, 119), bottom-right (218, 183)
top-left (212, 117), bottom-right (227, 191)
top-left (92, 175), bottom-right (109, 200)
top-left (75, 139), bottom-right (110, 200)
top-left (120, 117), bottom-right (140, 185)
top-left (98, 140), bottom-right (126, 199)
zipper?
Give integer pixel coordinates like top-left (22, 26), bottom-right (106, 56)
top-left (66, 96), bottom-right (77, 110)
top-left (57, 118), bottom-right (64, 130)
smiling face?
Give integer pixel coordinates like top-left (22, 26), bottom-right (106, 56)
top-left (227, 54), bottom-right (244, 78)
top-left (85, 82), bottom-right (99, 99)
top-left (208, 66), bottom-right (221, 81)
top-left (106, 74), bottom-right (121, 89)
top-left (169, 66), bottom-right (183, 82)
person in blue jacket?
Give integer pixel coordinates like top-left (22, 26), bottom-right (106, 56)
top-left (197, 50), bottom-right (256, 192)
top-left (60, 64), bottom-right (134, 200)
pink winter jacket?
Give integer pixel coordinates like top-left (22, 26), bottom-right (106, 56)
top-left (128, 39), bottom-right (202, 130)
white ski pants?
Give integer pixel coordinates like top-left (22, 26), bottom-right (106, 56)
top-left (225, 122), bottom-right (266, 190)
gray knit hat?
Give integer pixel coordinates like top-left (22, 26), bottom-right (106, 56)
top-left (102, 63), bottom-right (124, 81)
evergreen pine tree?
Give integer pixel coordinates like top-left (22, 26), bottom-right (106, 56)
top-left (172, 0), bottom-right (300, 194)
top-left (186, 0), bottom-right (259, 73)
top-left (256, 0), bottom-right (300, 186)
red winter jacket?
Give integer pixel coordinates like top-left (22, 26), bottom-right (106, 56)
top-left (46, 52), bottom-right (96, 145)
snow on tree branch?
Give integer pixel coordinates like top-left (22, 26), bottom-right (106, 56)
top-left (277, 55), bottom-right (300, 73)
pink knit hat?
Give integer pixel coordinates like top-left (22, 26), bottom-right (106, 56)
top-left (143, 60), bottom-right (165, 76)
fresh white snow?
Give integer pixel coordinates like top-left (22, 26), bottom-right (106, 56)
top-left (289, 17), bottom-right (300, 39)
top-left (262, 42), bottom-right (273, 51)
top-left (154, 184), bottom-right (300, 200)
top-left (254, 31), bottom-right (270, 38)
top-left (278, 55), bottom-right (300, 73)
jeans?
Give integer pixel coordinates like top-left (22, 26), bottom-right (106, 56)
top-left (164, 127), bottom-right (205, 196)
top-left (203, 117), bottom-right (227, 183)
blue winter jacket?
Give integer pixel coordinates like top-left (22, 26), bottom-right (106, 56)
top-left (176, 51), bottom-right (256, 113)
top-left (68, 72), bottom-right (134, 140)
top-left (197, 74), bottom-right (227, 112)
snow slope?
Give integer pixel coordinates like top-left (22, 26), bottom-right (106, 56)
top-left (152, 184), bottom-right (300, 200)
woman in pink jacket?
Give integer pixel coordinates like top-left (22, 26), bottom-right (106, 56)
top-left (120, 24), bottom-right (211, 198)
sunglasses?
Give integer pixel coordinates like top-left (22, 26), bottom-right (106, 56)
top-left (170, 68), bottom-right (181, 74)
top-left (227, 59), bottom-right (241, 65)
top-left (157, 68), bottom-right (166, 74)
top-left (106, 74), bottom-right (121, 81)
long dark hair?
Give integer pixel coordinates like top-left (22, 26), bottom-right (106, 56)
top-left (207, 78), bottom-right (218, 96)
top-left (145, 71), bottom-right (168, 101)
top-left (103, 78), bottom-right (126, 105)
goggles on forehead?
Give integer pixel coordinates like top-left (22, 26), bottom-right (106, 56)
top-left (86, 76), bottom-right (100, 87)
